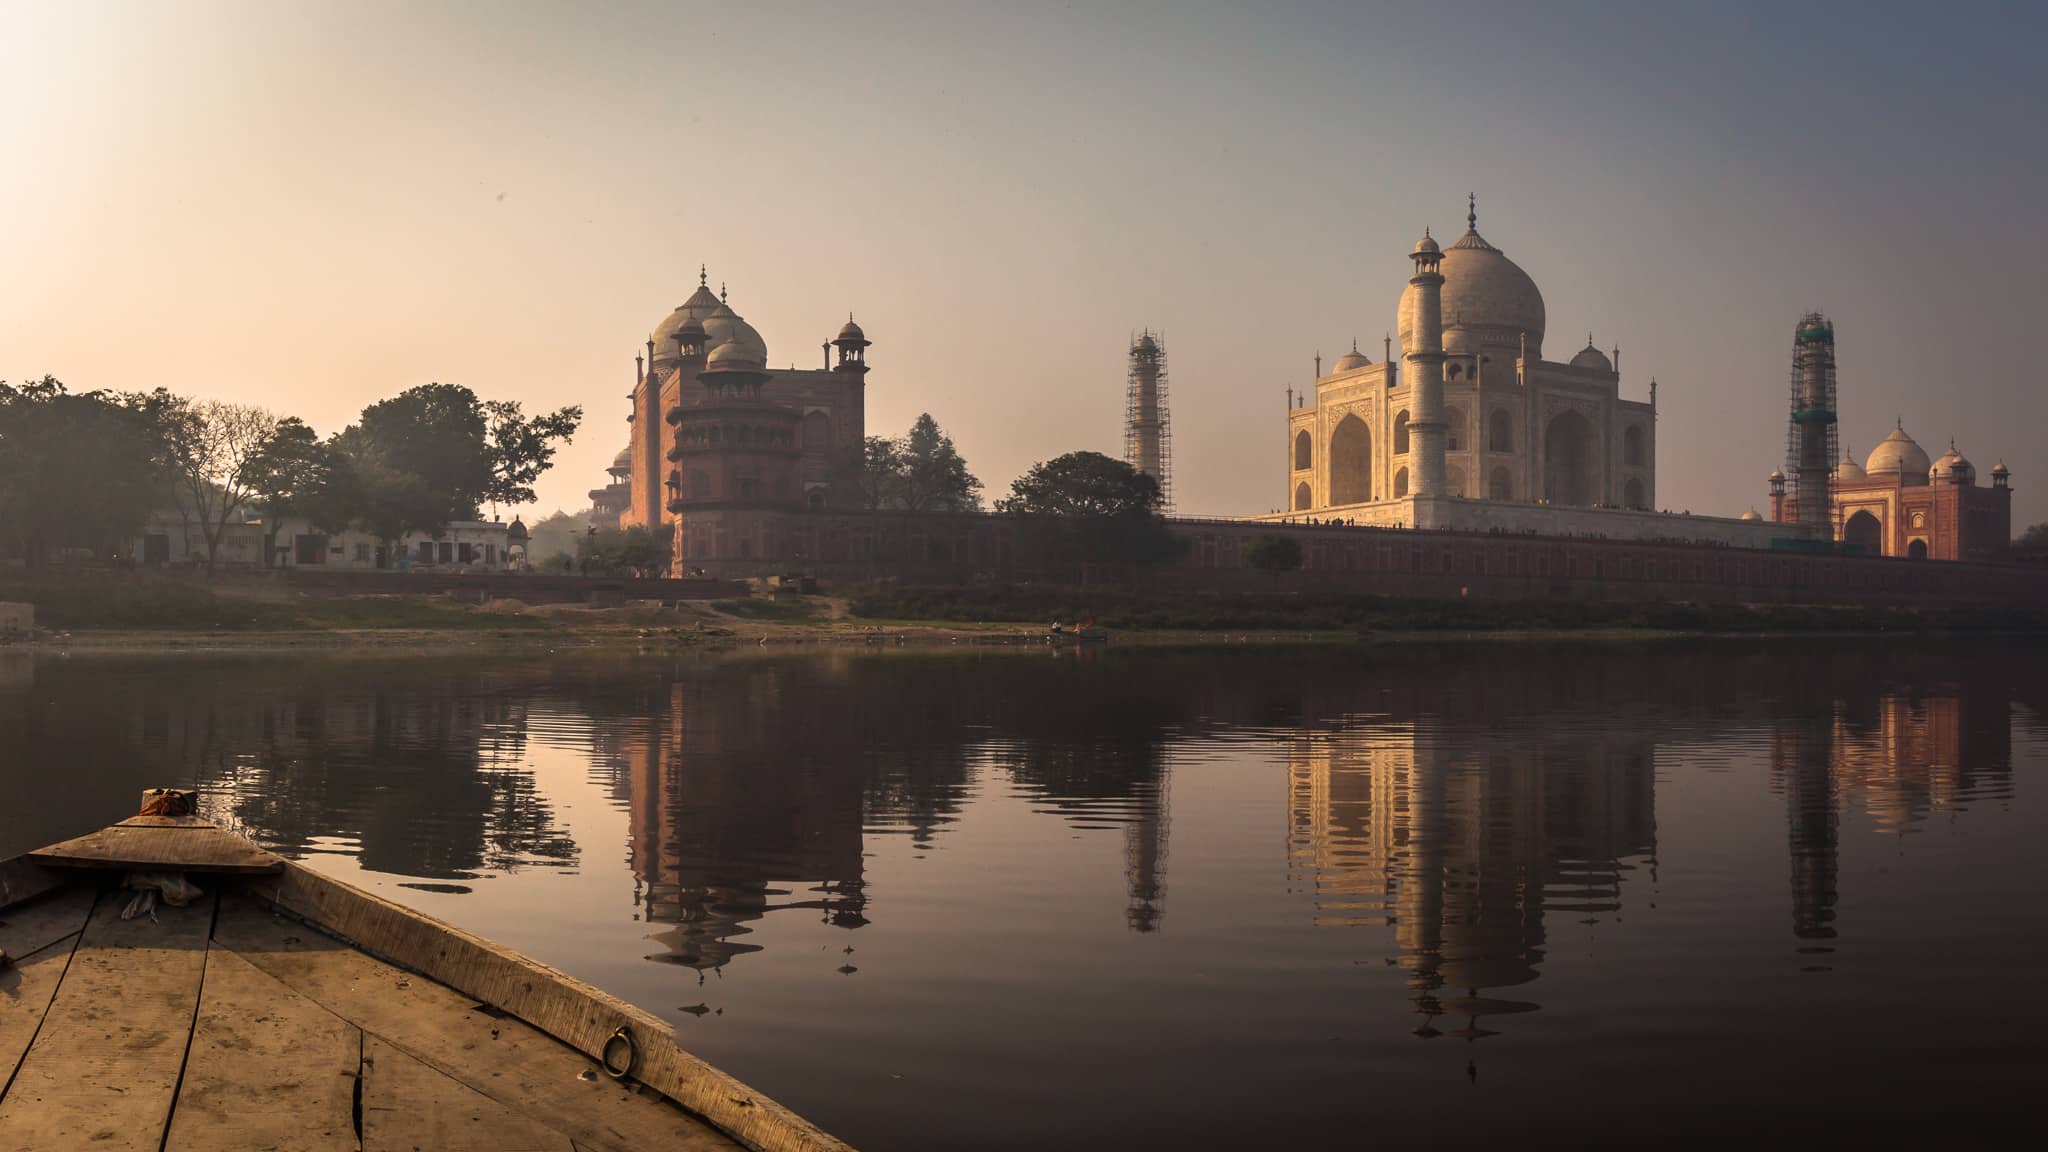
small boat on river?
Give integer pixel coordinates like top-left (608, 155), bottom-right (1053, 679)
top-left (1045, 622), bottom-right (1109, 646)
top-left (0, 789), bottom-right (852, 1152)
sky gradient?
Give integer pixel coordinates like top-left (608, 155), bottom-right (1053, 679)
top-left (4, 0), bottom-right (2043, 528)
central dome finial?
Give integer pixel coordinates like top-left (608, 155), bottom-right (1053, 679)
top-left (1467, 193), bottom-right (1477, 232)
top-left (699, 264), bottom-right (707, 287)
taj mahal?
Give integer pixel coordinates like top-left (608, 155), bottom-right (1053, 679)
top-left (1286, 198), bottom-right (1654, 515)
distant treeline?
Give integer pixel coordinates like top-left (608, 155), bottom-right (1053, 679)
top-left (0, 377), bottom-right (579, 569)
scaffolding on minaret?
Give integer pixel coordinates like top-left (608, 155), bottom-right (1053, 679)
top-left (1786, 313), bottom-right (1839, 531)
top-left (1125, 330), bottom-right (1173, 513)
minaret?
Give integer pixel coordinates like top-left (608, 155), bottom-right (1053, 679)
top-left (1125, 331), bottom-right (1173, 512)
top-left (1405, 229), bottom-right (1449, 499)
top-left (1787, 314), bottom-right (1838, 533)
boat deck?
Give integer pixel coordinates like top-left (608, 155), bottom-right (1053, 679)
top-left (0, 883), bottom-right (741, 1151)
top-left (0, 799), bottom-right (843, 1152)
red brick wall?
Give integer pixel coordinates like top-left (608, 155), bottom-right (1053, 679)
top-left (675, 511), bottom-right (2048, 608)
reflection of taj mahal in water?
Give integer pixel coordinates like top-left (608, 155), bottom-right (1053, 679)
top-left (1284, 683), bottom-right (2012, 1035)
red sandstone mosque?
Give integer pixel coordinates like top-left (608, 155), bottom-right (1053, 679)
top-left (602, 269), bottom-right (871, 563)
top-left (1768, 423), bottom-right (2012, 561)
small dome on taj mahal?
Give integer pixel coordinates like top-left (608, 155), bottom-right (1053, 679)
top-left (1740, 509), bottom-right (1763, 522)
top-left (1332, 340), bottom-right (1371, 372)
top-left (1569, 335), bottom-right (1612, 372)
top-left (1835, 447), bottom-right (1865, 482)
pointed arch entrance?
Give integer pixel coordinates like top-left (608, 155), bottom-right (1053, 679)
top-left (1842, 509), bottom-right (1882, 554)
top-left (1329, 414), bottom-right (1372, 505)
top-left (1543, 410), bottom-right (1598, 506)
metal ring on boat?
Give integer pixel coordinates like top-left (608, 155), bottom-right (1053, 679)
top-left (601, 1025), bottom-right (636, 1081)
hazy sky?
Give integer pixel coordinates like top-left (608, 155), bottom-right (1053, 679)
top-left (5, 1), bottom-right (2043, 528)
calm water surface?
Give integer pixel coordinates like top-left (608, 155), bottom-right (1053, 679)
top-left (2, 640), bottom-right (2044, 1148)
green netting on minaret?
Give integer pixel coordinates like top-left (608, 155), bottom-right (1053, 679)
top-left (1787, 312), bottom-right (1839, 530)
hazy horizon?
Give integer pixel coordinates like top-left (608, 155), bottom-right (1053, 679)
top-left (5, 0), bottom-right (2043, 529)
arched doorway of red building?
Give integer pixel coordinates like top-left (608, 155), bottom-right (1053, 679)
top-left (1842, 510), bottom-right (1883, 555)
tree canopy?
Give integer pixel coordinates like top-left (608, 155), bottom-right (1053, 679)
top-left (2019, 521), bottom-right (2048, 547)
top-left (853, 414), bottom-right (981, 513)
top-left (997, 450), bottom-right (1182, 564)
top-left (0, 377), bottom-right (176, 565)
top-left (1244, 533), bottom-right (1304, 576)
top-left (997, 450), bottom-right (1162, 518)
top-left (162, 399), bottom-right (282, 572)
top-left (330, 383), bottom-right (579, 545)
top-left (246, 418), bottom-right (340, 566)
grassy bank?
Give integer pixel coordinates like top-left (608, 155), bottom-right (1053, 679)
top-left (846, 584), bottom-right (2048, 634)
top-left (0, 575), bottom-right (545, 632)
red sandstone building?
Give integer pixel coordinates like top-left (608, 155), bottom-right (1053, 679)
top-left (1770, 422), bottom-right (2012, 561)
top-left (614, 270), bottom-right (870, 565)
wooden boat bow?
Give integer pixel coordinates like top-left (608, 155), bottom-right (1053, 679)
top-left (0, 789), bottom-right (856, 1152)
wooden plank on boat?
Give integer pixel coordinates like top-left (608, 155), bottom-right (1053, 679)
top-left (0, 896), bottom-right (96, 1107)
top-left (25, 824), bottom-right (282, 875)
top-left (362, 1036), bottom-right (572, 1151)
top-left (0, 887), bottom-right (97, 962)
top-left (0, 859), bottom-right (62, 912)
top-left (258, 863), bottom-right (849, 1152)
top-left (162, 947), bottom-right (360, 1152)
top-left (0, 891), bottom-right (216, 1151)
top-left (212, 895), bottom-right (741, 1152)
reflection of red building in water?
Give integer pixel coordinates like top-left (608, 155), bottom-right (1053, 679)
top-left (622, 678), bottom-right (869, 970)
top-left (1773, 687), bottom-right (2014, 941)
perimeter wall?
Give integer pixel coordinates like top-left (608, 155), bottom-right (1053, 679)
top-left (703, 511), bottom-right (2046, 608)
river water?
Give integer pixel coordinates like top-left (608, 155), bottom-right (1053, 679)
top-left (2, 639), bottom-right (2043, 1148)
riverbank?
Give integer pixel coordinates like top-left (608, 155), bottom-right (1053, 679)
top-left (6, 575), bottom-right (2046, 654)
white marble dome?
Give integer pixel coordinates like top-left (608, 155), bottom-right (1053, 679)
top-left (1400, 215), bottom-right (1545, 360)
top-left (1865, 424), bottom-right (1931, 482)
top-left (1331, 343), bottom-right (1370, 373)
top-left (1568, 337), bottom-right (1612, 373)
top-left (1835, 449), bottom-right (1866, 482)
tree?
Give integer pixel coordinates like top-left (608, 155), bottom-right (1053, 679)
top-left (897, 413), bottom-right (982, 513)
top-left (998, 451), bottom-right (1162, 518)
top-left (1244, 533), bottom-right (1303, 582)
top-left (997, 451), bottom-right (1182, 565)
top-left (853, 436), bottom-right (903, 511)
top-left (577, 524), bottom-right (671, 578)
top-left (344, 383), bottom-right (492, 528)
top-left (0, 377), bottom-right (174, 565)
top-left (849, 415), bottom-right (981, 513)
top-left (246, 418), bottom-right (338, 567)
top-left (162, 399), bottom-right (281, 573)
top-left (2019, 522), bottom-right (2048, 547)
top-left (483, 400), bottom-right (582, 514)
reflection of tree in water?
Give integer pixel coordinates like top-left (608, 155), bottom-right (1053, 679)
top-left (614, 653), bottom-right (1189, 969)
top-left (16, 657), bottom-right (579, 882)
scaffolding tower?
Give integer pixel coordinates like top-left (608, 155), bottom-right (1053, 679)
top-left (1786, 313), bottom-right (1839, 531)
top-left (1126, 330), bottom-right (1173, 512)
